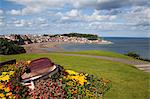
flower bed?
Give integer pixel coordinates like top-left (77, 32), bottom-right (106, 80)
top-left (0, 60), bottom-right (111, 99)
top-left (0, 61), bottom-right (29, 99)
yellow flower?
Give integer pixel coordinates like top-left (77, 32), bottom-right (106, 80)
top-left (66, 74), bottom-right (88, 85)
top-left (0, 75), bottom-right (10, 82)
top-left (9, 95), bottom-right (16, 99)
top-left (72, 90), bottom-right (78, 94)
top-left (4, 87), bottom-right (10, 92)
top-left (87, 93), bottom-right (93, 97)
top-left (0, 93), bottom-right (5, 98)
top-left (1, 97), bottom-right (6, 99)
top-left (9, 71), bottom-right (15, 76)
top-left (87, 82), bottom-right (90, 84)
top-left (64, 70), bottom-right (90, 86)
top-left (103, 79), bottom-right (110, 85)
top-left (2, 72), bottom-right (7, 75)
top-left (0, 84), bottom-right (4, 90)
top-left (27, 60), bottom-right (31, 64)
top-left (85, 73), bottom-right (88, 76)
top-left (6, 92), bottom-right (12, 96)
top-left (66, 70), bottom-right (78, 75)
top-left (16, 62), bottom-right (18, 64)
top-left (86, 90), bottom-right (90, 93)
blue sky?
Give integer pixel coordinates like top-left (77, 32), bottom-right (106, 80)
top-left (0, 0), bottom-right (150, 37)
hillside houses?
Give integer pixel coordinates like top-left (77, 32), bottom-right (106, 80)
top-left (0, 34), bottom-right (111, 45)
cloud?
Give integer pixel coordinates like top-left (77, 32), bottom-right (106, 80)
top-left (71, 0), bottom-right (150, 10)
top-left (6, 0), bottom-right (150, 15)
top-left (122, 6), bottom-right (150, 27)
top-left (85, 10), bottom-right (116, 21)
top-left (66, 9), bottom-right (80, 17)
top-left (2, 0), bottom-right (150, 36)
top-left (58, 9), bottom-right (81, 21)
top-left (57, 9), bottom-right (116, 23)
top-left (40, 23), bottom-right (49, 27)
top-left (7, 9), bottom-right (22, 15)
top-left (36, 17), bottom-right (49, 27)
top-left (0, 16), bottom-right (4, 21)
top-left (10, 17), bottom-right (50, 28)
top-left (13, 19), bottom-right (32, 27)
top-left (37, 17), bottom-right (46, 23)
top-left (6, 0), bottom-right (68, 15)
top-left (0, 21), bottom-right (5, 27)
top-left (0, 10), bottom-right (4, 15)
top-left (0, 16), bottom-right (5, 27)
top-left (55, 9), bottom-right (84, 24)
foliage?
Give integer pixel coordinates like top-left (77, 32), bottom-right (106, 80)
top-left (62, 70), bottom-right (111, 98)
top-left (0, 60), bottom-right (111, 99)
top-left (43, 34), bottom-right (49, 36)
top-left (1, 53), bottom-right (149, 98)
top-left (30, 79), bottom-right (66, 98)
top-left (0, 38), bottom-right (26, 55)
top-left (48, 33), bottom-right (99, 40)
top-left (61, 33), bottom-right (99, 40)
top-left (125, 52), bottom-right (140, 58)
top-left (13, 34), bottom-right (32, 45)
top-left (0, 62), bottom-right (30, 99)
top-left (125, 52), bottom-right (150, 62)
top-left (13, 34), bottom-right (25, 45)
top-left (30, 67), bottom-right (111, 99)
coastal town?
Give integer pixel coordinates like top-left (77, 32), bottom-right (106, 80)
top-left (0, 33), bottom-right (112, 45)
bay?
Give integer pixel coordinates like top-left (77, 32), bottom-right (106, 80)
top-left (59, 37), bottom-right (150, 59)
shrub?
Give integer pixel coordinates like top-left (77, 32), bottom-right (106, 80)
top-left (125, 52), bottom-right (140, 58)
top-left (0, 38), bottom-right (26, 55)
top-left (125, 52), bottom-right (150, 62)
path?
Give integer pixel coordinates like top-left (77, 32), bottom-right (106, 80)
top-left (61, 54), bottom-right (150, 72)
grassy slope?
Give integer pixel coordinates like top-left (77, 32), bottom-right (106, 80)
top-left (56, 50), bottom-right (133, 59)
top-left (0, 53), bottom-right (149, 99)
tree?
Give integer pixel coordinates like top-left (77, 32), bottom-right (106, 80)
top-left (61, 33), bottom-right (99, 40)
top-left (0, 38), bottom-right (26, 55)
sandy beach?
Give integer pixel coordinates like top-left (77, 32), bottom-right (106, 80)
top-left (22, 40), bottom-right (113, 54)
top-left (22, 42), bottom-right (64, 54)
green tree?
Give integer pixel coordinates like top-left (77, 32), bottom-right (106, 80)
top-left (0, 38), bottom-right (26, 55)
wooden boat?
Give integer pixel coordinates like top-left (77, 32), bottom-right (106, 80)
top-left (21, 58), bottom-right (61, 89)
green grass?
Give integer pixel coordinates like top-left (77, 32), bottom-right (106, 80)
top-left (0, 53), bottom-right (149, 99)
top-left (56, 50), bottom-right (133, 59)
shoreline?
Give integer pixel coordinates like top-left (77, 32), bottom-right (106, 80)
top-left (22, 41), bottom-right (112, 54)
top-left (22, 42), bottom-right (64, 54)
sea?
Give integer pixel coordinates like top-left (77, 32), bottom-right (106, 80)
top-left (59, 37), bottom-right (150, 59)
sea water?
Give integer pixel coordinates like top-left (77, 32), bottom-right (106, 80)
top-left (59, 37), bottom-right (150, 59)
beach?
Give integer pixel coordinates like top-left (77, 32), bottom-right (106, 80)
top-left (22, 40), bottom-right (112, 54)
top-left (22, 42), bottom-right (64, 53)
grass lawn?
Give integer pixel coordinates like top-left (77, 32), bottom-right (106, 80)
top-left (0, 52), bottom-right (149, 99)
top-left (56, 50), bottom-right (133, 59)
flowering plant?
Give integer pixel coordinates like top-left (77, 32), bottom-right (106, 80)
top-left (0, 60), bottom-right (111, 99)
top-left (62, 70), bottom-right (111, 98)
top-left (0, 62), bottom-right (30, 99)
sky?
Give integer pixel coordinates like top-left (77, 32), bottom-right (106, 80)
top-left (0, 0), bottom-right (150, 37)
